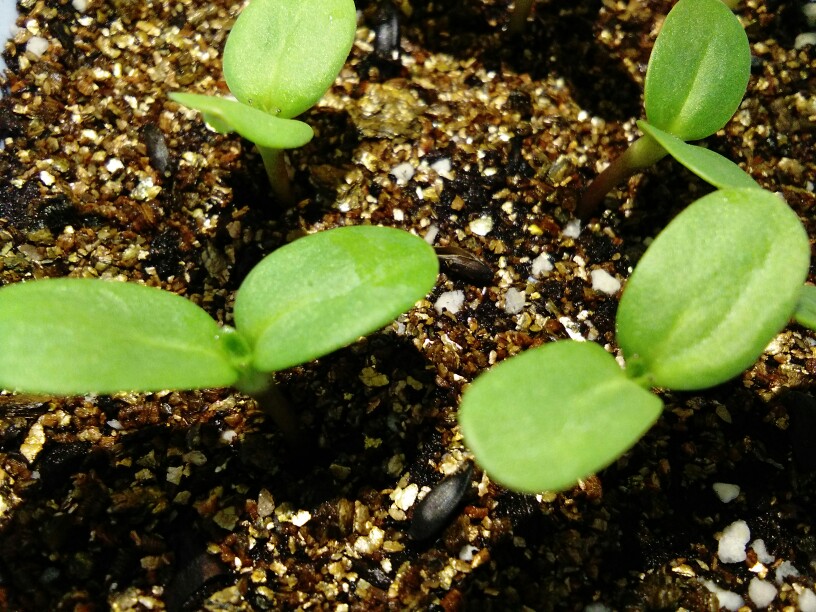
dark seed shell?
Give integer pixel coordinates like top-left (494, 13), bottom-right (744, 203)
top-left (409, 464), bottom-right (473, 541)
top-left (435, 246), bottom-right (493, 285)
top-left (143, 123), bottom-right (171, 175)
top-left (373, 1), bottom-right (400, 58)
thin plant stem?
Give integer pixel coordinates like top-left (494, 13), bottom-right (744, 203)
top-left (577, 134), bottom-right (668, 220)
top-left (249, 381), bottom-right (303, 448)
top-left (508, 0), bottom-right (535, 33)
top-left (235, 368), bottom-right (302, 447)
top-left (258, 145), bottom-right (295, 206)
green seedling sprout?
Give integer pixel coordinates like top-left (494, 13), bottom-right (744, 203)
top-left (169, 0), bottom-right (357, 204)
top-left (460, 188), bottom-right (810, 492)
top-left (577, 0), bottom-right (755, 218)
top-left (0, 226), bottom-right (438, 441)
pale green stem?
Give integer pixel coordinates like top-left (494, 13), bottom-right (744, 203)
top-left (576, 134), bottom-right (668, 220)
top-left (508, 0), bottom-right (535, 33)
top-left (257, 145), bottom-right (295, 206)
top-left (235, 369), bottom-right (302, 447)
top-left (252, 382), bottom-right (303, 447)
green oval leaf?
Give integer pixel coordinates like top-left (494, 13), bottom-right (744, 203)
top-left (638, 121), bottom-right (759, 190)
top-left (794, 285), bottom-right (816, 331)
top-left (169, 93), bottom-right (314, 149)
top-left (644, 0), bottom-right (750, 141)
top-left (0, 279), bottom-right (238, 395)
top-left (223, 0), bottom-right (357, 118)
top-left (459, 341), bottom-right (663, 493)
top-left (617, 188), bottom-right (810, 391)
top-left (234, 226), bottom-right (439, 372)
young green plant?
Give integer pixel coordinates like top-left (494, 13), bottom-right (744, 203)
top-left (578, 0), bottom-right (756, 218)
top-left (459, 188), bottom-right (810, 492)
top-left (169, 0), bottom-right (357, 204)
top-left (0, 226), bottom-right (438, 441)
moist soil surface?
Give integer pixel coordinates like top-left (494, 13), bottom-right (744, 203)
top-left (0, 0), bottom-right (815, 610)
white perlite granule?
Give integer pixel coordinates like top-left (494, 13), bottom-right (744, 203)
top-left (798, 588), bottom-right (816, 612)
top-left (751, 539), bottom-right (775, 564)
top-left (775, 560), bottom-right (800, 584)
top-left (590, 269), bottom-right (621, 295)
top-left (504, 288), bottom-right (525, 314)
top-left (712, 482), bottom-right (740, 503)
top-left (469, 216), bottom-right (493, 236)
top-left (434, 290), bottom-right (465, 315)
top-left (717, 520), bottom-right (750, 563)
top-left (430, 157), bottom-right (452, 175)
top-left (390, 162), bottom-right (415, 184)
top-left (583, 604), bottom-right (612, 612)
top-left (700, 579), bottom-right (744, 611)
top-left (531, 252), bottom-right (553, 277)
top-left (795, 32), bottom-right (816, 49)
top-left (26, 36), bottom-right (50, 57)
top-left (562, 218), bottom-right (581, 238)
top-left (748, 577), bottom-right (777, 607)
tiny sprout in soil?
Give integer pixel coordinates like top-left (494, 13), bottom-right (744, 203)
top-left (578, 0), bottom-right (755, 218)
top-left (170, 0), bottom-right (357, 204)
top-left (460, 188), bottom-right (811, 493)
top-left (0, 226), bottom-right (438, 441)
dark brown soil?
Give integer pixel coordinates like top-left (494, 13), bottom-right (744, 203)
top-left (0, 0), bottom-right (815, 610)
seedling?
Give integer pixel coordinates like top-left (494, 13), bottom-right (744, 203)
top-left (0, 226), bottom-right (438, 440)
top-left (577, 0), bottom-right (756, 218)
top-left (459, 188), bottom-right (810, 492)
top-left (169, 0), bottom-right (357, 204)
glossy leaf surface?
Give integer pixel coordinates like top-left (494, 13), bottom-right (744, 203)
top-left (169, 93), bottom-right (314, 149)
top-left (644, 0), bottom-right (750, 141)
top-left (0, 279), bottom-right (238, 395)
top-left (459, 341), bottom-right (663, 493)
top-left (638, 121), bottom-right (758, 190)
top-left (223, 0), bottom-right (357, 118)
top-left (234, 226), bottom-right (439, 372)
top-left (617, 189), bottom-right (810, 390)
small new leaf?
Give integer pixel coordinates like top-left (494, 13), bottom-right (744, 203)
top-left (617, 188), bottom-right (810, 390)
top-left (459, 341), bottom-right (663, 493)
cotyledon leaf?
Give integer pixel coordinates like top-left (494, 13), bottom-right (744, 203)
top-left (169, 93), bottom-right (314, 149)
top-left (638, 121), bottom-right (758, 190)
top-left (459, 341), bottom-right (663, 493)
top-left (234, 226), bottom-right (439, 373)
top-left (644, 0), bottom-right (750, 141)
top-left (617, 188), bottom-right (810, 390)
top-left (223, 0), bottom-right (357, 118)
top-left (0, 278), bottom-right (239, 395)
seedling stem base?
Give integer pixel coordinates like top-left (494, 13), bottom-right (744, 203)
top-left (578, 132), bottom-right (667, 219)
top-left (259, 145), bottom-right (295, 206)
